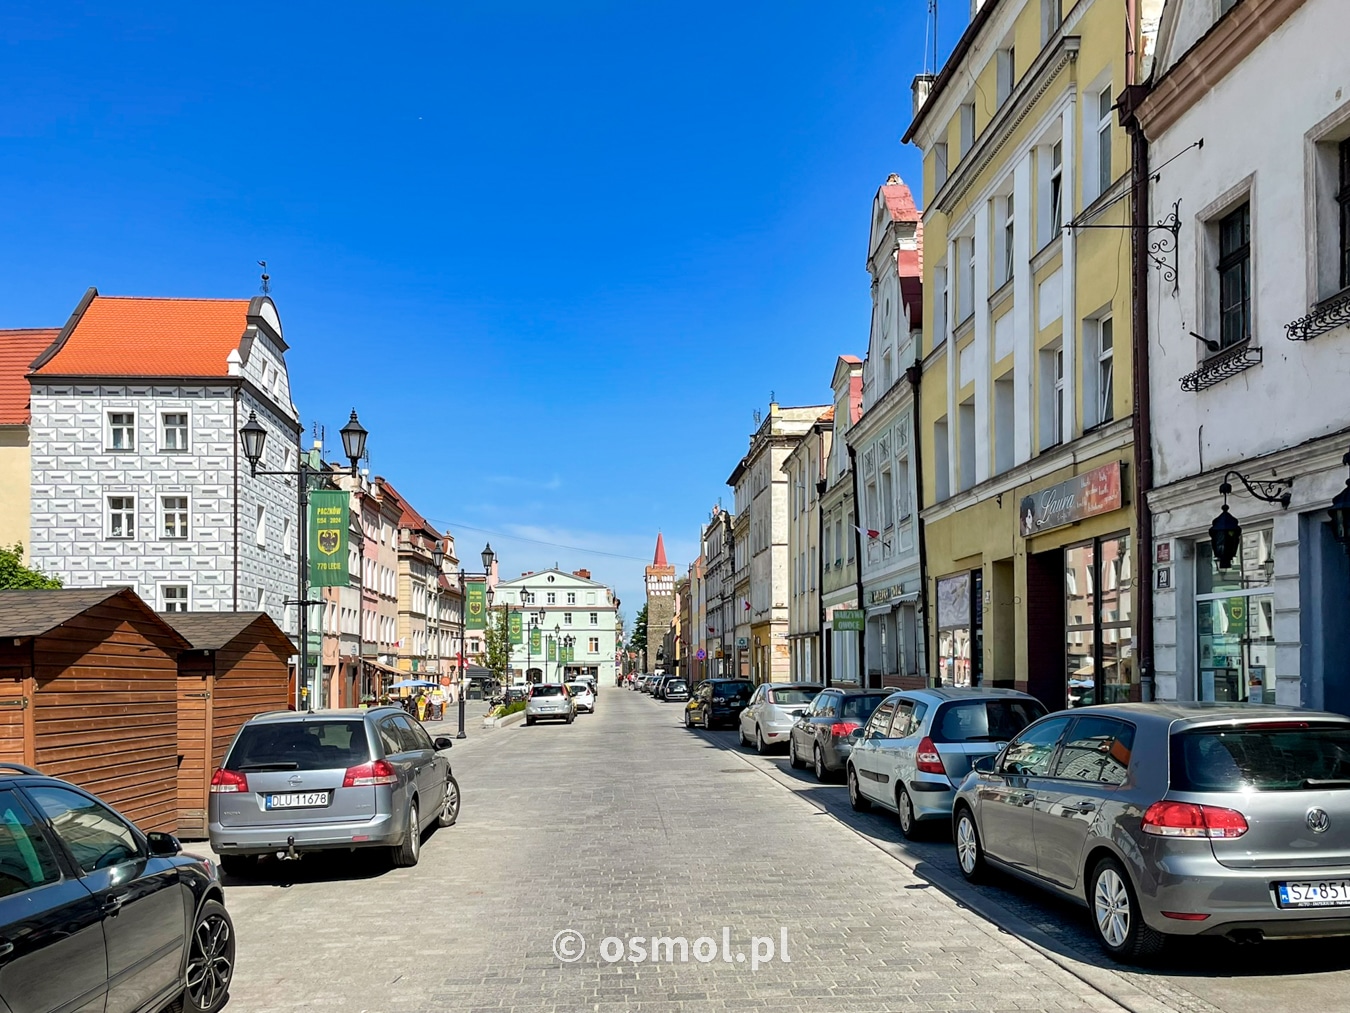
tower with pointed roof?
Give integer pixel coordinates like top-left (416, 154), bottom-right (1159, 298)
top-left (644, 533), bottom-right (676, 672)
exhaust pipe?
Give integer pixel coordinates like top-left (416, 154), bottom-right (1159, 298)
top-left (1228, 929), bottom-right (1264, 945)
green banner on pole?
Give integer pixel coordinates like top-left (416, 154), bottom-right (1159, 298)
top-left (530, 626), bottom-right (541, 654)
top-left (547, 639), bottom-right (556, 662)
top-left (509, 610), bottom-right (522, 645)
top-left (465, 581), bottom-right (486, 630)
top-left (308, 490), bottom-right (349, 587)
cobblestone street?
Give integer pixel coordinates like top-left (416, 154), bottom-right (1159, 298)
top-left (208, 690), bottom-right (1350, 1012)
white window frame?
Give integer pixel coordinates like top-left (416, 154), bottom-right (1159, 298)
top-left (996, 46), bottom-right (1016, 106)
top-left (1097, 317), bottom-right (1114, 425)
top-left (934, 142), bottom-right (949, 190)
top-left (1095, 86), bottom-right (1114, 201)
top-left (1050, 141), bottom-right (1063, 236)
top-left (589, 612), bottom-right (599, 626)
top-left (567, 592), bottom-right (576, 604)
top-left (159, 583), bottom-right (191, 613)
top-left (107, 494), bottom-right (136, 539)
top-left (1001, 192), bottom-right (1016, 287)
top-left (160, 411), bottom-right (189, 453)
top-left (160, 494), bottom-right (190, 540)
top-left (255, 504), bottom-right (267, 547)
top-left (959, 101), bottom-right (976, 156)
top-left (283, 516), bottom-right (294, 558)
top-left (105, 411), bottom-right (136, 453)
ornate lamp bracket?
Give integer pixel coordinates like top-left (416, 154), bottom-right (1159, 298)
top-left (1221, 471), bottom-right (1293, 510)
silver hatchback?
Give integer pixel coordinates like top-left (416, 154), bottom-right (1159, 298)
top-left (525, 683), bottom-right (576, 724)
top-left (953, 703), bottom-right (1350, 961)
top-left (208, 707), bottom-right (458, 875)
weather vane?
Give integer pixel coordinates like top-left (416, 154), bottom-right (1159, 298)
top-left (258, 261), bottom-right (271, 296)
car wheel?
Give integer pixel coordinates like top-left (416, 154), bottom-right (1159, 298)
top-left (738, 722), bottom-right (748, 747)
top-left (847, 765), bottom-right (870, 811)
top-left (1089, 857), bottom-right (1165, 962)
top-left (525, 716), bottom-right (535, 726)
top-left (218, 854), bottom-right (254, 879)
top-left (392, 800), bottom-right (420, 868)
top-left (788, 736), bottom-right (804, 769)
top-left (702, 711), bottom-right (711, 731)
top-left (813, 745), bottom-right (827, 782)
top-left (684, 709), bottom-right (691, 728)
top-left (954, 806), bottom-right (986, 883)
top-left (896, 786), bottom-right (920, 840)
top-left (176, 898), bottom-right (235, 1013)
top-left (437, 774), bottom-right (460, 828)
top-left (566, 712), bottom-right (574, 724)
top-left (755, 726), bottom-right (767, 755)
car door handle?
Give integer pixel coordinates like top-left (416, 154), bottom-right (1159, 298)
top-left (1017, 792), bottom-right (1036, 806)
top-left (1073, 800), bottom-right (1098, 814)
top-left (102, 893), bottom-right (129, 914)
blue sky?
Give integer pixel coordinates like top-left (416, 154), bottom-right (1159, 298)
top-left (1, 1), bottom-right (962, 615)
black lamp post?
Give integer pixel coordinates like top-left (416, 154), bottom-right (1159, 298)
top-left (1208, 471), bottom-right (1293, 571)
top-left (239, 408), bottom-right (367, 711)
top-left (453, 542), bottom-right (496, 739)
top-left (1327, 450), bottom-right (1350, 556)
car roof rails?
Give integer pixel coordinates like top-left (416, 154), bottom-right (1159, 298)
top-left (0, 762), bottom-right (43, 776)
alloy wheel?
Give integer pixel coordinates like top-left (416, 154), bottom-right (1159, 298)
top-left (184, 903), bottom-right (234, 1012)
top-left (1094, 867), bottom-right (1132, 949)
top-left (439, 776), bottom-right (460, 827)
top-left (814, 745), bottom-right (825, 781)
top-left (756, 727), bottom-right (766, 754)
top-left (898, 788), bottom-right (914, 835)
top-left (955, 812), bottom-right (981, 876)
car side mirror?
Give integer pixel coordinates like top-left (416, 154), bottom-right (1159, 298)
top-left (972, 755), bottom-right (997, 775)
top-left (146, 831), bottom-right (181, 857)
top-left (849, 727), bottom-right (865, 741)
top-left (434, 737), bottom-right (454, 751)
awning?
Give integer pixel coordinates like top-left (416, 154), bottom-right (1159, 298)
top-left (865, 591), bottom-right (919, 617)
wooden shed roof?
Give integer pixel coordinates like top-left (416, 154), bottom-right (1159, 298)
top-left (157, 611), bottom-right (295, 654)
top-left (0, 587), bottom-right (191, 647)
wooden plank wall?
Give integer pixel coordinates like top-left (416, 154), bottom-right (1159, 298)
top-left (0, 661), bottom-right (31, 766)
top-left (213, 635), bottom-right (290, 772)
top-left (32, 601), bottom-right (179, 833)
top-left (175, 655), bottom-right (214, 839)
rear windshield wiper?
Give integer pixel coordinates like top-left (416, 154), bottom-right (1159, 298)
top-left (238, 762), bottom-right (301, 771)
top-left (1300, 778), bottom-right (1350, 789)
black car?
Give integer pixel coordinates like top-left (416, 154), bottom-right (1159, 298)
top-left (663, 678), bottom-right (690, 702)
top-left (684, 678), bottom-right (754, 729)
top-left (0, 762), bottom-right (233, 1013)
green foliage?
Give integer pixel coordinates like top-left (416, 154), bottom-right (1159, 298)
top-left (490, 699), bottom-right (526, 718)
top-left (628, 603), bottom-right (648, 653)
top-left (0, 544), bottom-right (62, 590)
top-left (483, 604), bottom-right (512, 678)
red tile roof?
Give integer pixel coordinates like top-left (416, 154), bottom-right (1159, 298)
top-left (880, 176), bottom-right (920, 223)
top-left (653, 532), bottom-right (668, 567)
top-left (377, 478), bottom-right (440, 541)
top-left (0, 328), bottom-right (59, 424)
top-left (33, 293), bottom-right (253, 378)
top-left (818, 406), bottom-right (836, 423)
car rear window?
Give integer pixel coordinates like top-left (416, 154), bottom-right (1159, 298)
top-left (841, 694), bottom-right (889, 720)
top-left (566, 684), bottom-right (590, 693)
top-left (1170, 723), bottom-right (1350, 792)
top-left (769, 688), bottom-right (818, 705)
top-left (667, 681), bottom-right (687, 691)
top-left (930, 699), bottom-right (1047, 743)
top-left (713, 682), bottom-right (752, 697)
top-left (532, 685), bottom-right (564, 697)
top-left (226, 720), bottom-right (370, 771)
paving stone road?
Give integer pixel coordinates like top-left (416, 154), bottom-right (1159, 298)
top-left (212, 688), bottom-right (1350, 1013)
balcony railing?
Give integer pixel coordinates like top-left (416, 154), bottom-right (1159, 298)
top-left (1179, 340), bottom-right (1262, 392)
top-left (1285, 289), bottom-right (1350, 342)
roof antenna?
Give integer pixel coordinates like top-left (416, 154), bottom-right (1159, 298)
top-left (258, 261), bottom-right (271, 296)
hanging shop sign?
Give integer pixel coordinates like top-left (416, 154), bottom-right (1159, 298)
top-left (833, 609), bottom-right (865, 632)
top-left (1019, 461), bottom-right (1124, 538)
top-left (936, 573), bottom-right (971, 631)
top-left (308, 490), bottom-right (349, 587)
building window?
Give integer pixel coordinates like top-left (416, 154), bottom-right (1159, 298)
top-left (1002, 193), bottom-right (1015, 286)
top-left (255, 504), bottom-right (266, 547)
top-left (563, 612), bottom-right (573, 626)
top-left (546, 592), bottom-right (556, 604)
top-left (161, 496), bottom-right (189, 540)
top-left (934, 142), bottom-right (949, 190)
top-left (106, 412), bottom-right (135, 452)
top-left (588, 637), bottom-right (600, 654)
top-left (1096, 87), bottom-right (1114, 199)
top-left (160, 413), bottom-right (189, 452)
top-left (1217, 202), bottom-right (1252, 348)
top-left (1066, 535), bottom-right (1133, 708)
top-left (1050, 142), bottom-right (1063, 235)
top-left (1339, 138), bottom-right (1350, 289)
top-left (589, 612), bottom-right (598, 625)
top-left (256, 586), bottom-right (266, 611)
top-left (1097, 317), bottom-right (1114, 423)
top-left (567, 592), bottom-right (576, 604)
top-left (933, 417), bottom-right (950, 500)
top-left (107, 496), bottom-right (135, 539)
top-left (996, 47), bottom-right (1016, 105)
top-left (1196, 526), bottom-right (1273, 703)
top-left (1042, 0), bottom-right (1062, 43)
top-left (936, 571), bottom-right (981, 687)
top-left (959, 101), bottom-right (976, 156)
top-left (283, 517), bottom-right (294, 557)
top-left (880, 468), bottom-right (895, 529)
top-left (1039, 343), bottom-right (1065, 449)
top-left (161, 585), bottom-right (190, 613)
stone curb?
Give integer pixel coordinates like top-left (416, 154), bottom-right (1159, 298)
top-left (482, 708), bottom-right (526, 729)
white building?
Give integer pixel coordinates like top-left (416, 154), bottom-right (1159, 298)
top-left (494, 568), bottom-right (620, 686)
top-left (1138, 0), bottom-right (1350, 712)
top-left (782, 411), bottom-right (831, 682)
top-left (26, 290), bottom-right (300, 630)
top-left (848, 177), bottom-right (926, 688)
top-left (821, 356), bottom-right (864, 684)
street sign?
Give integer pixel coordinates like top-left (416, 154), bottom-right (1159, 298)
top-left (696, 649), bottom-right (706, 660)
top-left (833, 609), bottom-right (865, 632)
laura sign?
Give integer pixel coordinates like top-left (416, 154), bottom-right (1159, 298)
top-left (1019, 462), bottom-right (1124, 537)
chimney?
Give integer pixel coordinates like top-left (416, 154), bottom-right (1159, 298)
top-left (573, 569), bottom-right (591, 580)
top-left (911, 74), bottom-right (936, 118)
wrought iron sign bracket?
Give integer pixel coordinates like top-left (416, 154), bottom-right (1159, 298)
top-left (1069, 199), bottom-right (1182, 294)
top-left (1220, 471), bottom-right (1293, 510)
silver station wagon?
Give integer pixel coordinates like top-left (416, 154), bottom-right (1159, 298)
top-left (209, 707), bottom-right (458, 874)
top-left (953, 703), bottom-right (1350, 961)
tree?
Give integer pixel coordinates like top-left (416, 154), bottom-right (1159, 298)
top-left (483, 605), bottom-right (512, 682)
top-left (0, 544), bottom-right (61, 589)
top-left (627, 603), bottom-right (648, 654)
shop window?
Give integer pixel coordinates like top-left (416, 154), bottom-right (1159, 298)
top-left (937, 570), bottom-right (982, 687)
top-left (1195, 525), bottom-right (1275, 703)
top-left (1065, 534), bottom-right (1133, 708)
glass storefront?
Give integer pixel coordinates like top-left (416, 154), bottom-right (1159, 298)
top-left (936, 571), bottom-right (982, 687)
top-left (1064, 533), bottom-right (1133, 707)
top-left (1196, 525), bottom-right (1275, 703)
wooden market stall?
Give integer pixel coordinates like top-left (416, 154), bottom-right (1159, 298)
top-left (0, 588), bottom-right (190, 832)
top-left (158, 611), bottom-right (293, 838)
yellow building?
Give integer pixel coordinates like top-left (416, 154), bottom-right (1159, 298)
top-left (0, 329), bottom-right (59, 553)
top-left (903, 0), bottom-right (1144, 708)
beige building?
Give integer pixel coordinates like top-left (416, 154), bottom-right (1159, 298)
top-left (727, 403), bottom-right (830, 684)
top-left (0, 329), bottom-right (57, 553)
top-left (782, 409), bottom-right (833, 682)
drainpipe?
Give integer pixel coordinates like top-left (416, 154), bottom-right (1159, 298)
top-left (907, 363), bottom-right (931, 685)
top-left (816, 476), bottom-right (829, 687)
top-left (1123, 85), bottom-right (1155, 702)
top-left (232, 386), bottom-right (240, 611)
top-left (847, 444), bottom-right (867, 688)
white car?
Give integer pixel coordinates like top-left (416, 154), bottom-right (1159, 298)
top-left (566, 681), bottom-right (596, 714)
top-left (738, 682), bottom-right (822, 754)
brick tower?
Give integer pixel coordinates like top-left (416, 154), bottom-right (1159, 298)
top-left (644, 532), bottom-right (676, 673)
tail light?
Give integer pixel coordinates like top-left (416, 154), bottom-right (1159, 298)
top-left (916, 737), bottom-right (946, 776)
top-left (1142, 800), bottom-right (1249, 839)
top-left (829, 721), bottom-right (859, 738)
top-left (209, 768), bottom-right (248, 793)
top-left (343, 759), bottom-right (399, 787)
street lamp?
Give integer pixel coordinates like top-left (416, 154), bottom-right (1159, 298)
top-left (453, 542), bottom-right (496, 740)
top-left (1329, 451), bottom-right (1350, 556)
top-left (239, 408), bottom-right (367, 711)
top-left (1207, 471), bottom-right (1293, 570)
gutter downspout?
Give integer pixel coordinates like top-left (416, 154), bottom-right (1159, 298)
top-left (232, 387), bottom-right (240, 611)
top-left (816, 477), bottom-right (829, 687)
top-left (847, 445), bottom-right (867, 688)
top-left (1123, 84), bottom-right (1155, 702)
top-left (907, 363), bottom-right (930, 685)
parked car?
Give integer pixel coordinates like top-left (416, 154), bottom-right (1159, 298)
top-left (664, 678), bottom-right (689, 702)
top-left (651, 675), bottom-right (673, 699)
top-left (952, 702), bottom-right (1350, 962)
top-left (738, 682), bottom-right (823, 754)
top-left (209, 707), bottom-right (458, 874)
top-left (0, 762), bottom-right (235, 1013)
top-left (788, 688), bottom-right (891, 780)
top-left (847, 688), bottom-right (1046, 839)
top-left (525, 683), bottom-right (576, 724)
top-left (685, 678), bottom-right (754, 729)
top-left (566, 681), bottom-right (596, 714)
